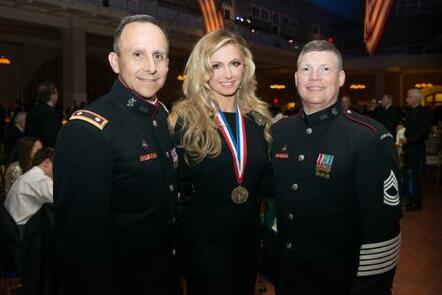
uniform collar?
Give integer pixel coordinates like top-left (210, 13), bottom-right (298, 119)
top-left (301, 101), bottom-right (342, 126)
top-left (110, 79), bottom-right (160, 118)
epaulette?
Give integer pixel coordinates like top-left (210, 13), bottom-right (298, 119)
top-left (343, 110), bottom-right (377, 132)
top-left (158, 101), bottom-right (169, 114)
top-left (70, 110), bottom-right (109, 130)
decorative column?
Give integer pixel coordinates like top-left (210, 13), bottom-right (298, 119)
top-left (62, 18), bottom-right (87, 110)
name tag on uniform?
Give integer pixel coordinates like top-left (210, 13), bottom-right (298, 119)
top-left (275, 145), bottom-right (289, 159)
top-left (275, 153), bottom-right (289, 159)
top-left (139, 153), bottom-right (157, 162)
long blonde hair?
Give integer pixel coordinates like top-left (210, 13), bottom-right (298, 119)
top-left (168, 29), bottom-right (272, 164)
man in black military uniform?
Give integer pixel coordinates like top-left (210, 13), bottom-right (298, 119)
top-left (272, 40), bottom-right (401, 295)
top-left (54, 15), bottom-right (178, 295)
top-left (399, 88), bottom-right (432, 211)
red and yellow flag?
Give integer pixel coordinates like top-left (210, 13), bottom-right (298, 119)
top-left (199, 0), bottom-right (224, 32)
top-left (364, 0), bottom-right (394, 56)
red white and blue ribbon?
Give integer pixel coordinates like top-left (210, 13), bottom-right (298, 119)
top-left (215, 103), bottom-right (248, 185)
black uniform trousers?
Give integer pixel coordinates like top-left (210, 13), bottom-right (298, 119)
top-left (404, 146), bottom-right (426, 205)
top-left (276, 255), bottom-right (358, 295)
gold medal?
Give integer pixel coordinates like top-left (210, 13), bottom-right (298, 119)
top-left (231, 185), bottom-right (249, 204)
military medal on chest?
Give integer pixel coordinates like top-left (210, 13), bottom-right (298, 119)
top-left (215, 103), bottom-right (249, 205)
top-left (315, 153), bottom-right (334, 179)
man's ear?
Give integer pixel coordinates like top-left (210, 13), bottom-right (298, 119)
top-left (108, 52), bottom-right (120, 74)
top-left (339, 70), bottom-right (346, 87)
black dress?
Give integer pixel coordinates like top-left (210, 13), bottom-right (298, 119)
top-left (175, 112), bottom-right (272, 295)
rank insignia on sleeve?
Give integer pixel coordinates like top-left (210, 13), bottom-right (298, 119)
top-left (315, 153), bottom-right (334, 179)
top-left (383, 170), bottom-right (399, 206)
top-left (70, 110), bottom-right (108, 130)
top-left (275, 145), bottom-right (289, 159)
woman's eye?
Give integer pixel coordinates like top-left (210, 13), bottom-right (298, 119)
top-left (212, 64), bottom-right (221, 70)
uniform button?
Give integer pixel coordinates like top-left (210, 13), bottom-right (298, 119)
top-left (291, 183), bottom-right (299, 191)
top-left (288, 213), bottom-right (294, 221)
top-left (306, 128), bottom-right (312, 134)
top-left (169, 184), bottom-right (174, 192)
top-left (152, 120), bottom-right (158, 127)
top-left (286, 242), bottom-right (293, 250)
top-left (171, 249), bottom-right (176, 256)
top-left (298, 154), bottom-right (305, 161)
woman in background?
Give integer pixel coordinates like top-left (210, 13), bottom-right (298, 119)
top-left (169, 29), bottom-right (273, 295)
top-left (4, 136), bottom-right (42, 193)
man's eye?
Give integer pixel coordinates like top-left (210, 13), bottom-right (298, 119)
top-left (301, 66), bottom-right (310, 72)
top-left (154, 53), bottom-right (164, 60)
top-left (323, 66), bottom-right (330, 71)
top-left (133, 52), bottom-right (142, 58)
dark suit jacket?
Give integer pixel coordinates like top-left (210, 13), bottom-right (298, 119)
top-left (377, 105), bottom-right (401, 137)
top-left (25, 104), bottom-right (62, 147)
top-left (20, 203), bottom-right (56, 295)
top-left (3, 125), bottom-right (24, 162)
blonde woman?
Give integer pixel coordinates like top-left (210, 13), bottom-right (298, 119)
top-left (169, 30), bottom-right (273, 295)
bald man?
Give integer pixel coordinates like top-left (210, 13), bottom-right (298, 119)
top-left (400, 89), bottom-right (432, 210)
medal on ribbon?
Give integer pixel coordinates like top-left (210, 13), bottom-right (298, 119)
top-left (215, 103), bottom-right (249, 204)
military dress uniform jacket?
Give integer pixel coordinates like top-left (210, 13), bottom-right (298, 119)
top-left (272, 102), bottom-right (401, 294)
top-left (54, 80), bottom-right (178, 295)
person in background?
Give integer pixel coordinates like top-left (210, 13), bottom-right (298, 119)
top-left (25, 82), bottom-right (62, 147)
top-left (4, 111), bottom-right (27, 163)
top-left (0, 102), bottom-right (6, 146)
top-left (4, 137), bottom-right (42, 194)
top-left (377, 94), bottom-right (402, 139)
top-left (340, 95), bottom-right (352, 113)
top-left (272, 40), bottom-right (401, 295)
top-left (364, 98), bottom-right (379, 119)
top-left (168, 29), bottom-right (273, 295)
top-left (4, 147), bottom-right (54, 233)
top-left (400, 88), bottom-right (432, 211)
top-left (54, 14), bottom-right (178, 295)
